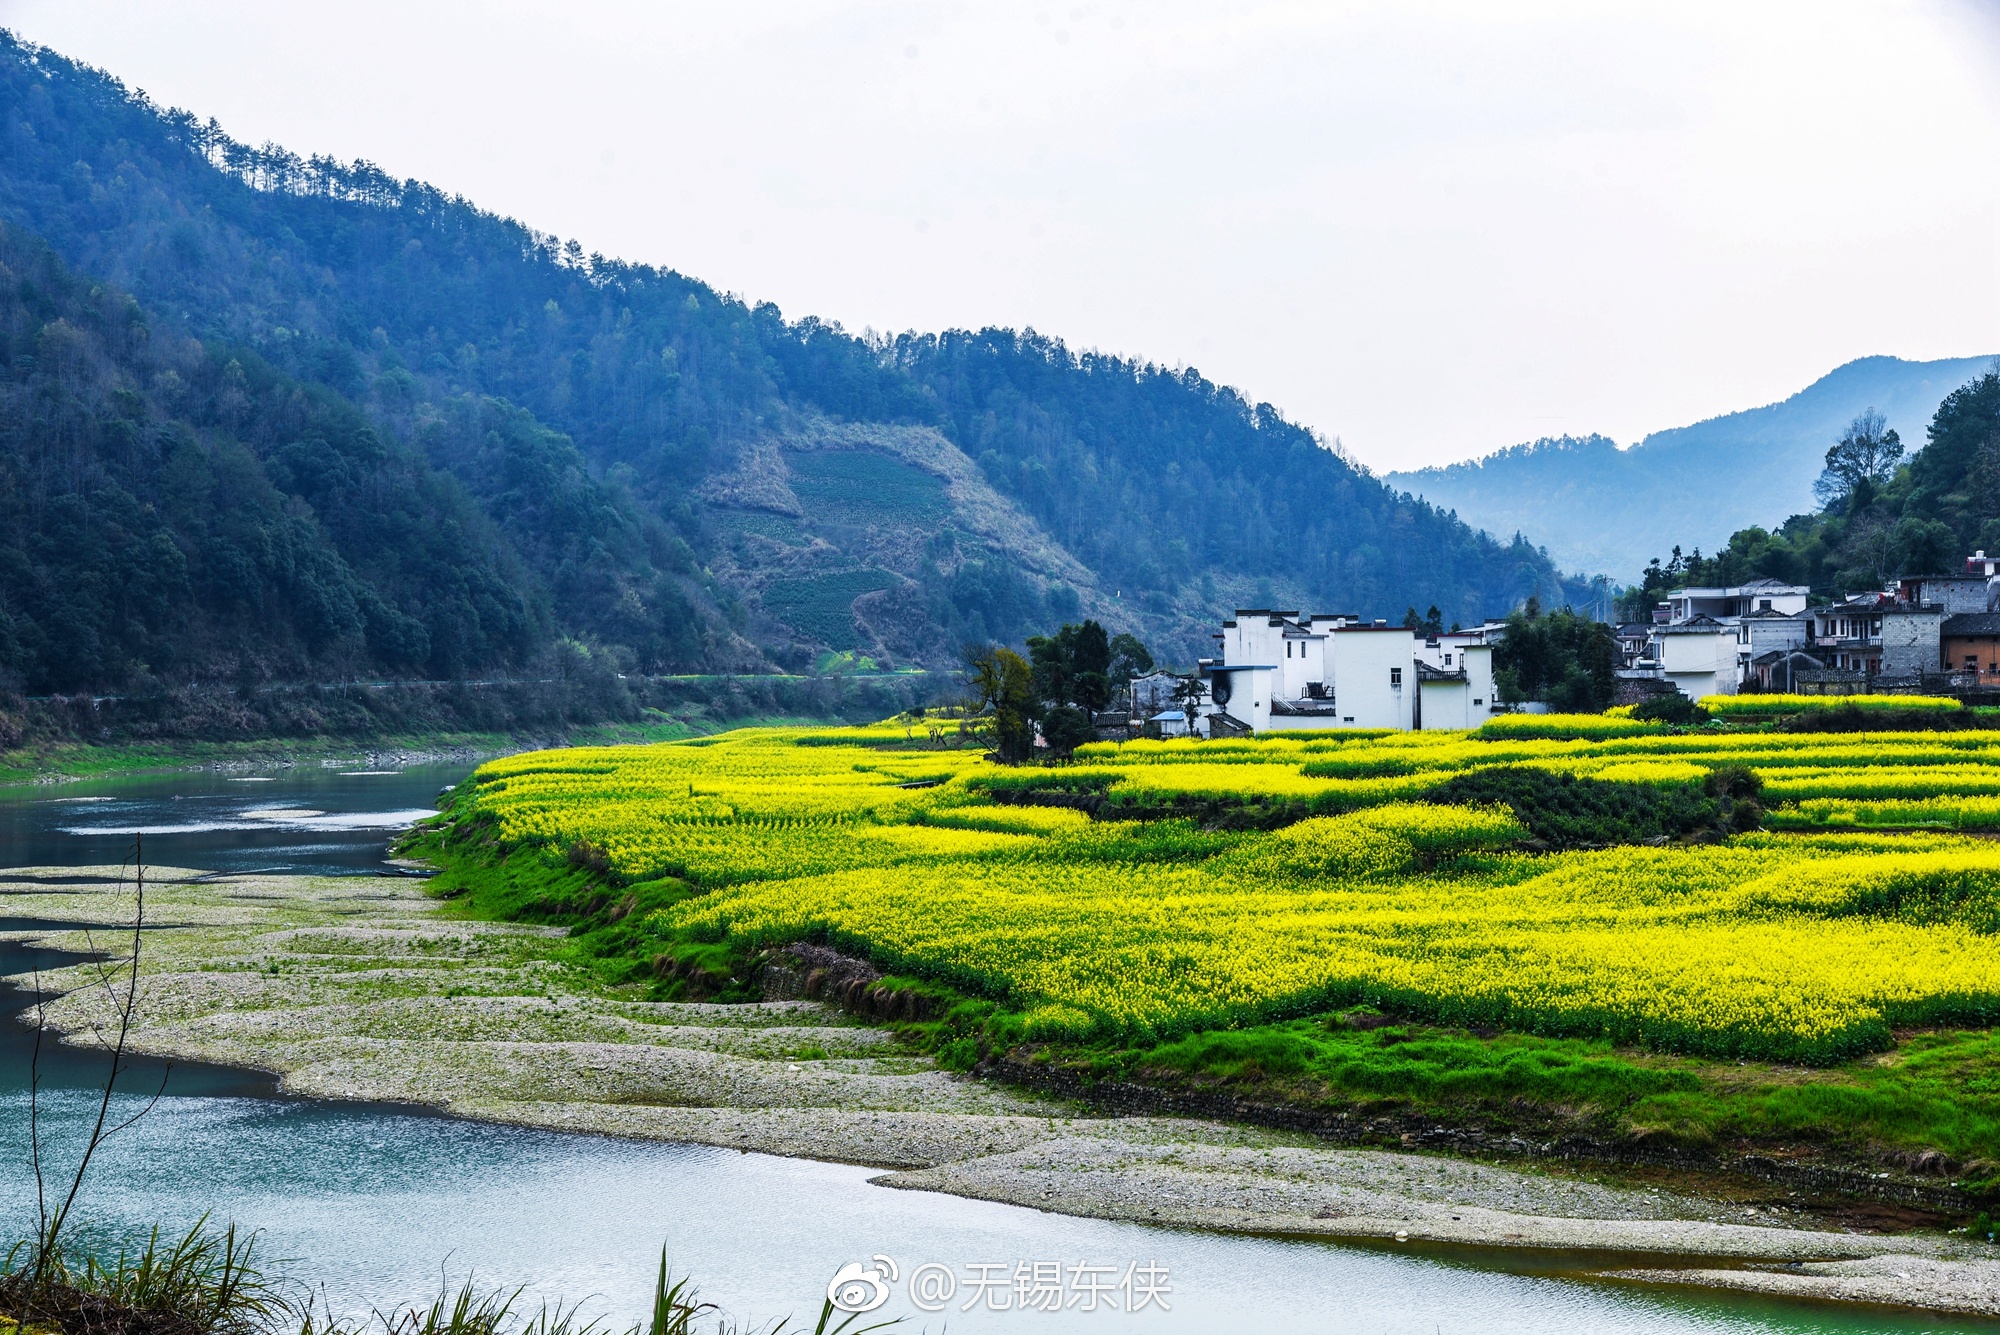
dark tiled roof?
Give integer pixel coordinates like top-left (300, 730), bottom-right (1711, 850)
top-left (1943, 613), bottom-right (2000, 636)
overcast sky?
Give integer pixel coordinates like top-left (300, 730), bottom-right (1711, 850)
top-left (1, 1), bottom-right (1995, 472)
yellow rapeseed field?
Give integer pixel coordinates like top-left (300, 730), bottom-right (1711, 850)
top-left (449, 719), bottom-right (2000, 1062)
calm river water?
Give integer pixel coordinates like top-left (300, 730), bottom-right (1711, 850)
top-left (0, 762), bottom-right (1990, 1333)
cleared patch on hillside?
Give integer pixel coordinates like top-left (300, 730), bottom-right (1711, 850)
top-left (760, 568), bottom-right (902, 650)
top-left (786, 450), bottom-right (952, 528)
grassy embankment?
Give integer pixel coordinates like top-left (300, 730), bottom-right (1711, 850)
top-left (407, 711), bottom-right (2000, 1205)
top-left (0, 715), bottom-right (848, 786)
top-left (0, 664), bottom-right (951, 785)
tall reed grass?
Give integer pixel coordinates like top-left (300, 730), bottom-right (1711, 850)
top-left (2, 1227), bottom-right (892, 1335)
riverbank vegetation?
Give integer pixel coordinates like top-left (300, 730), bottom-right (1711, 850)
top-left (0, 673), bottom-right (946, 784)
top-left (0, 1221), bottom-right (872, 1335)
top-left (2, 1221), bottom-right (279, 1335)
top-left (410, 711), bottom-right (2000, 1201)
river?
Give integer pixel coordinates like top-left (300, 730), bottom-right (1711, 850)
top-left (0, 759), bottom-right (1989, 1333)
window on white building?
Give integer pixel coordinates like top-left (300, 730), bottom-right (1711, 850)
top-left (1389, 668), bottom-right (1402, 687)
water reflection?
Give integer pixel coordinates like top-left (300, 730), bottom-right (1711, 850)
top-left (0, 761), bottom-right (476, 875)
top-left (0, 932), bottom-right (277, 1101)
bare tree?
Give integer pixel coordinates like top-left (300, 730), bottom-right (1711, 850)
top-left (26, 833), bottom-right (172, 1286)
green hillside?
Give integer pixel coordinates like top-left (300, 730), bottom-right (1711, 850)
top-left (0, 227), bottom-right (546, 691)
top-left (0, 31), bottom-right (1582, 693)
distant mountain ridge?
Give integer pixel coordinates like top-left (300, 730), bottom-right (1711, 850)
top-left (1387, 355), bottom-right (1998, 578)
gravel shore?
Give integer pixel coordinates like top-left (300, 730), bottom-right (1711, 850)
top-left (6, 866), bottom-right (2000, 1318)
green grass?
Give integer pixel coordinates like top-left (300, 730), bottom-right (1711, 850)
top-left (1051, 1013), bottom-right (2000, 1176)
top-left (2, 1220), bottom-right (846, 1335)
top-left (2, 1218), bottom-right (280, 1335)
top-left (416, 831), bottom-right (748, 1000)
top-left (1106, 1015), bottom-right (1699, 1107)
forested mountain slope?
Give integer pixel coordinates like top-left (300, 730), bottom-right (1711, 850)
top-left (0, 226), bottom-right (546, 691)
top-left (0, 33), bottom-right (1578, 690)
top-left (1388, 355), bottom-right (1996, 577)
top-left (894, 329), bottom-right (1560, 637)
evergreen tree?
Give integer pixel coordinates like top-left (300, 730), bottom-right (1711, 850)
top-left (1026, 619), bottom-right (1113, 713)
top-left (0, 33), bottom-right (1589, 682)
top-left (1494, 606), bottom-right (1617, 712)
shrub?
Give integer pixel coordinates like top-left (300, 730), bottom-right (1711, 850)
top-left (1704, 764), bottom-right (1763, 833)
top-left (1705, 764), bottom-right (1761, 802)
top-left (1038, 705), bottom-right (1095, 759)
top-left (1632, 692), bottom-right (1711, 726)
top-left (1422, 767), bottom-right (1726, 847)
top-left (1781, 704), bottom-right (1982, 734)
top-left (566, 839), bottom-right (613, 876)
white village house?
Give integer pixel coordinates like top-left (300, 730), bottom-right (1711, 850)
top-left (1623, 578), bottom-right (1811, 698)
top-left (1151, 551), bottom-right (2000, 738)
top-left (1164, 610), bottom-right (1498, 736)
top-left (1618, 553), bottom-right (2000, 697)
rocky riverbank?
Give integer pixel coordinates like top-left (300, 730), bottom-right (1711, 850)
top-left (5, 866), bottom-right (2000, 1318)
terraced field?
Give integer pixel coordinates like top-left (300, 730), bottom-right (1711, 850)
top-left (423, 709), bottom-right (2000, 1069)
top-left (758, 569), bottom-right (902, 650)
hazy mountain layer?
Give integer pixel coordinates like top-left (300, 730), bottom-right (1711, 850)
top-left (1387, 355), bottom-right (1996, 577)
